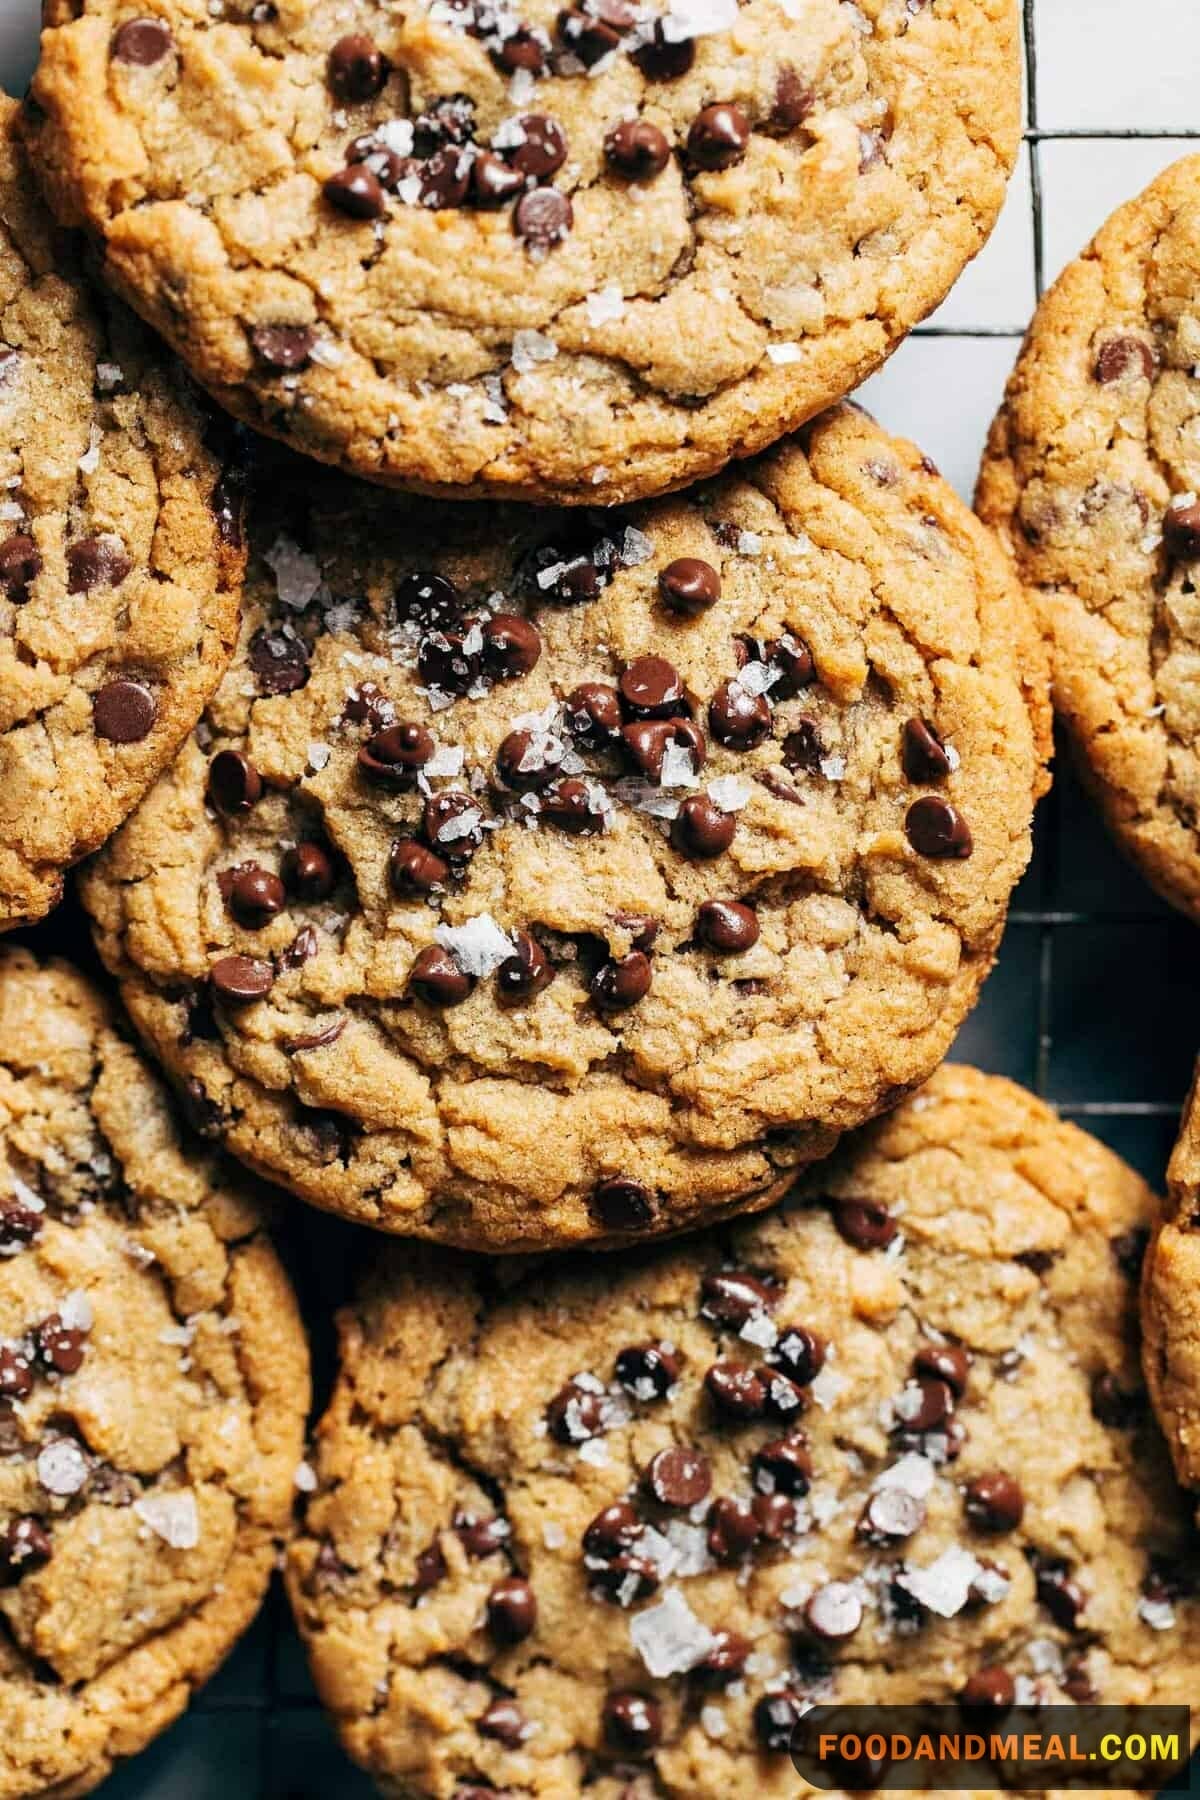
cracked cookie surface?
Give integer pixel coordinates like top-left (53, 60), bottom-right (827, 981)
top-left (978, 154), bottom-right (1200, 923)
top-left (81, 406), bottom-right (1048, 1251)
top-left (287, 1065), bottom-right (1197, 1800)
top-left (26, 0), bottom-right (1019, 504)
top-left (0, 92), bottom-right (243, 932)
top-left (0, 946), bottom-right (310, 1800)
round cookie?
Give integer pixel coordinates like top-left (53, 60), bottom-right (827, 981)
top-left (0, 947), bottom-right (310, 1800)
top-left (978, 155), bottom-right (1200, 922)
top-left (0, 92), bottom-right (244, 932)
top-left (286, 1065), bottom-right (1197, 1799)
top-left (1143, 1063), bottom-right (1200, 1503)
top-left (26, 0), bottom-right (1019, 505)
top-left (81, 405), bottom-right (1050, 1252)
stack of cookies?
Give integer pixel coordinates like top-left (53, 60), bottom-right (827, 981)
top-left (0, 1), bottom-right (1194, 1794)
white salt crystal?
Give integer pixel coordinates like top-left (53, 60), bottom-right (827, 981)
top-left (134, 1489), bottom-right (201, 1549)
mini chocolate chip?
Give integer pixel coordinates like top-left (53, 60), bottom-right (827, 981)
top-left (547, 1378), bottom-right (606, 1443)
top-left (615, 1342), bottom-right (680, 1399)
top-left (250, 325), bottom-right (315, 371)
top-left (418, 626), bottom-right (481, 694)
top-left (754, 1691), bottom-right (805, 1753)
top-left (605, 117), bottom-right (672, 180)
top-left (68, 537), bottom-right (131, 594)
top-left (470, 150), bottom-right (527, 206)
top-left (906, 794), bottom-right (973, 858)
top-left (479, 1698), bottom-right (527, 1746)
top-left (805, 1579), bottom-right (863, 1640)
top-left (707, 1495), bottom-right (760, 1562)
top-left (514, 186), bottom-right (573, 250)
top-left (604, 1692), bottom-right (662, 1754)
top-left (541, 778), bottom-right (604, 834)
top-left (226, 864), bottom-right (286, 928)
top-left (964, 1471), bottom-right (1025, 1533)
top-left (1090, 1369), bottom-right (1143, 1428)
top-left (632, 20), bottom-right (695, 79)
top-left (832, 1195), bottom-right (898, 1250)
top-left (282, 842), bottom-right (336, 903)
top-left (752, 1434), bottom-right (812, 1497)
top-left (328, 33), bottom-right (389, 103)
top-left (325, 163), bottom-right (387, 220)
top-left (768, 64), bottom-right (812, 131)
top-left (591, 951), bottom-right (652, 1013)
top-left (394, 571), bottom-right (462, 627)
top-left (591, 1176), bottom-right (655, 1231)
top-left (620, 717), bottom-right (706, 781)
top-left (93, 679), bottom-right (156, 744)
top-left (454, 1509), bottom-right (511, 1557)
top-left (857, 1487), bottom-right (924, 1546)
top-left (508, 114), bottom-right (568, 178)
top-left (1164, 500), bottom-right (1200, 562)
top-left (211, 954), bottom-right (275, 1003)
top-left (671, 795), bottom-right (736, 859)
top-left (960, 1666), bottom-right (1016, 1714)
top-left (752, 1492), bottom-right (797, 1540)
top-left (564, 681), bottom-right (623, 749)
top-left (688, 102), bottom-right (750, 170)
top-left (708, 678), bottom-right (771, 750)
top-left (696, 900), bottom-right (759, 953)
top-left (496, 728), bottom-right (566, 792)
top-left (772, 1326), bottom-right (826, 1385)
top-left (36, 1315), bottom-right (87, 1375)
top-left (481, 613), bottom-right (541, 680)
top-left (903, 717), bottom-right (953, 782)
top-left (0, 1346), bottom-right (32, 1401)
top-left (584, 1501), bottom-right (643, 1558)
top-left (1, 1516), bottom-right (52, 1577)
top-left (694, 1629), bottom-right (751, 1683)
top-left (914, 1341), bottom-right (971, 1396)
top-left (701, 1269), bottom-right (781, 1326)
top-left (496, 930), bottom-right (554, 1006)
top-left (409, 945), bottom-right (473, 1007)
top-left (645, 1445), bottom-right (711, 1508)
top-left (487, 1576), bottom-right (537, 1643)
top-left (112, 17), bottom-right (174, 64)
top-left (207, 750), bottom-right (262, 817)
top-left (704, 1360), bottom-right (766, 1421)
top-left (358, 721), bottom-right (435, 786)
top-left (248, 628), bottom-right (310, 696)
top-left (620, 654), bottom-right (685, 718)
top-left (0, 534), bottom-right (41, 603)
top-left (1032, 1556), bottom-right (1086, 1630)
top-left (1095, 335), bottom-right (1154, 384)
top-left (389, 838), bottom-right (450, 896)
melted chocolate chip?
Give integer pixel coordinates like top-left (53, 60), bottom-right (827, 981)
top-left (781, 718), bottom-right (824, 775)
top-left (389, 838), bottom-right (450, 896)
top-left (621, 717), bottom-right (706, 781)
top-left (687, 102), bottom-right (750, 170)
top-left (706, 1495), bottom-right (760, 1563)
top-left (328, 33), bottom-right (389, 103)
top-left (905, 794), bottom-right (973, 857)
top-left (207, 751), bottom-right (262, 817)
top-left (1094, 335), bottom-right (1154, 385)
top-left (671, 795), bottom-right (735, 859)
top-left (591, 950), bottom-right (652, 1013)
top-left (708, 678), bottom-right (771, 750)
top-left (615, 1342), bottom-right (680, 1399)
top-left (591, 1176), bottom-right (655, 1231)
top-left (769, 633), bottom-right (816, 697)
top-left (605, 118), bottom-right (672, 180)
top-left (112, 17), bottom-right (174, 64)
top-left (564, 681), bottom-right (623, 749)
top-left (768, 64), bottom-right (812, 131)
top-left (964, 1471), bottom-right (1025, 1533)
top-left (282, 842), bottom-right (336, 903)
top-left (325, 163), bottom-right (387, 220)
top-left (831, 1195), bottom-right (898, 1250)
top-left (0, 534), bottom-right (41, 603)
top-left (546, 1378), bottom-right (606, 1443)
top-left (903, 717), bottom-right (953, 782)
top-left (495, 728), bottom-right (566, 792)
top-left (914, 1341), bottom-right (971, 1396)
top-left (250, 325), bottom-right (315, 371)
top-left (704, 1360), bottom-right (766, 1421)
top-left (93, 679), bottom-right (157, 744)
top-left (248, 628), bottom-right (310, 696)
top-left (211, 954), bottom-right (275, 1003)
top-left (481, 613), bottom-right (541, 680)
top-left (584, 1501), bottom-right (643, 1559)
top-left (496, 931), bottom-right (554, 1006)
top-left (1089, 1369), bottom-right (1144, 1428)
top-left (696, 899), bottom-right (759, 953)
top-left (694, 1629), bottom-right (750, 1683)
top-left (700, 1269), bottom-right (781, 1326)
top-left (541, 778), bottom-right (605, 834)
top-left (752, 1434), bottom-right (812, 1497)
top-left (1031, 1555), bottom-right (1087, 1630)
top-left (68, 537), bottom-right (131, 594)
top-left (418, 789), bottom-right (482, 863)
top-left (418, 626), bottom-right (481, 694)
top-left (408, 945), bottom-right (473, 1007)
top-left (620, 655), bottom-right (685, 718)
top-left (358, 721), bottom-right (435, 786)
top-left (487, 1576), bottom-right (537, 1642)
top-left (632, 20), bottom-right (695, 79)
top-left (772, 1326), bottom-right (826, 1385)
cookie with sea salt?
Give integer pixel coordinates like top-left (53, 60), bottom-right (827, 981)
top-left (80, 405), bottom-right (1049, 1251)
top-left (26, 0), bottom-right (1019, 504)
top-left (0, 947), bottom-right (310, 1800)
top-left (978, 154), bottom-right (1200, 922)
top-left (285, 1065), bottom-right (1197, 1798)
top-left (0, 92), bottom-right (244, 931)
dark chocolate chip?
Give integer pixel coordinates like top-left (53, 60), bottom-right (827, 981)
top-left (772, 1326), bottom-right (826, 1385)
top-left (706, 1495), bottom-right (760, 1563)
top-left (496, 728), bottom-right (566, 792)
top-left (1164, 500), bottom-right (1200, 562)
top-left (913, 1341), bottom-right (971, 1396)
top-left (470, 150), bottom-right (527, 206)
top-left (964, 1471), bottom-right (1025, 1534)
top-left (781, 718), bottom-right (824, 775)
top-left (408, 945), bottom-right (473, 1007)
top-left (479, 1698), bottom-right (527, 1747)
top-left (615, 1342), bottom-right (680, 1399)
top-left (583, 1501), bottom-right (643, 1558)
top-left (282, 842), bottom-right (337, 903)
top-left (768, 64), bottom-right (812, 131)
top-left (514, 186), bottom-right (573, 250)
top-left (389, 838), bottom-right (450, 896)
top-left (415, 1537), bottom-right (447, 1594)
top-left (416, 146), bottom-right (474, 209)
top-left (0, 1516), bottom-right (52, 1578)
top-left (591, 1176), bottom-right (655, 1231)
top-left (620, 717), bottom-right (706, 781)
top-left (250, 324), bottom-right (315, 371)
top-left (508, 113), bottom-right (568, 178)
top-left (754, 1691), bottom-right (805, 1753)
top-left (903, 717), bottom-right (953, 782)
top-left (546, 1378), bottom-right (606, 1443)
top-left (687, 102), bottom-right (750, 170)
top-left (0, 1347), bottom-right (33, 1401)
top-left (207, 751), bottom-right (262, 817)
top-left (541, 778), bottom-right (605, 834)
top-left (1089, 1370), bottom-right (1144, 1429)
top-left (68, 537), bottom-right (131, 594)
top-left (605, 117), bottom-right (672, 180)
top-left (1094, 335), bottom-right (1154, 385)
top-left (564, 681), bottom-right (623, 749)
top-left (619, 655), bottom-right (685, 718)
top-left (454, 1510), bottom-right (511, 1557)
top-left (211, 954), bottom-right (275, 1003)
top-left (93, 679), bottom-right (156, 744)
top-left (418, 627), bottom-right (481, 695)
top-left (906, 793), bottom-right (973, 858)
top-left (960, 1666), bottom-right (1015, 1714)
top-left (358, 721), bottom-right (435, 786)
top-left (394, 571), bottom-right (462, 627)
top-left (226, 864), bottom-right (286, 928)
top-left (768, 633), bottom-right (815, 697)
top-left (248, 628), bottom-right (310, 696)
top-left (0, 1201), bottom-right (41, 1249)
top-left (591, 950), bottom-right (652, 1013)
top-left (644, 1445), bottom-right (711, 1508)
top-left (704, 1360), bottom-right (766, 1421)
top-left (696, 900), bottom-right (759, 953)
top-left (481, 613), bottom-right (541, 680)
top-left (0, 535), bottom-right (41, 603)
top-left (35, 1315), bottom-right (87, 1376)
top-left (752, 1434), bottom-right (812, 1497)
top-left (112, 18), bottom-right (174, 64)
top-left (603, 1692), bottom-right (662, 1754)
top-left (805, 1580), bottom-right (863, 1640)
top-left (708, 678), bottom-right (771, 749)
top-left (496, 931), bottom-right (554, 1006)
top-left (1032, 1555), bottom-right (1087, 1630)
top-left (670, 795), bottom-right (736, 859)
top-left (832, 1196), bottom-right (898, 1250)
top-left (700, 1269), bottom-right (780, 1326)
top-left (423, 792), bottom-right (486, 862)
top-left (694, 1629), bottom-right (751, 1683)
top-left (487, 1576), bottom-right (537, 1643)
top-left (328, 33), bottom-right (389, 103)
top-left (857, 1487), bottom-right (924, 1545)
top-left (324, 163), bottom-right (387, 220)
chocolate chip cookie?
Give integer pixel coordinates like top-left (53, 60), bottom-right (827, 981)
top-left (1143, 1063), bottom-right (1200, 1510)
top-left (0, 92), bottom-right (244, 932)
top-left (978, 154), bottom-right (1200, 922)
top-left (286, 1065), bottom-right (1196, 1799)
top-left (0, 947), bottom-right (310, 1800)
top-left (80, 405), bottom-right (1050, 1251)
top-left (26, 0), bottom-right (1020, 504)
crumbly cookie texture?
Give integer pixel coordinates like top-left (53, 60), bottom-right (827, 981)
top-left (0, 92), bottom-right (244, 932)
top-left (81, 406), bottom-right (1050, 1252)
top-left (287, 1066), bottom-right (1195, 1800)
top-left (0, 948), bottom-right (310, 1800)
top-left (978, 154), bottom-right (1200, 922)
top-left (1144, 1063), bottom-right (1200, 1506)
top-left (25, 0), bottom-right (1019, 505)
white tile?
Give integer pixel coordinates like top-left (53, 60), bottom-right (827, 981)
top-left (854, 335), bottom-right (1018, 504)
top-left (0, 0), bottom-right (39, 97)
top-left (1038, 136), bottom-right (1198, 291)
top-left (927, 143), bottom-right (1036, 332)
top-left (1034, 0), bottom-right (1200, 132)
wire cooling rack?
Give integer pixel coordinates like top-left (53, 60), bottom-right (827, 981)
top-left (3, 0), bottom-right (1200, 1791)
